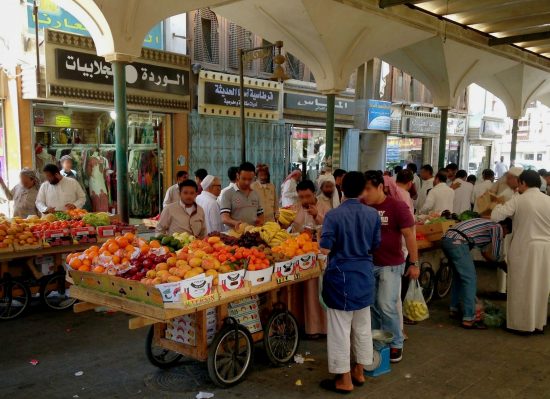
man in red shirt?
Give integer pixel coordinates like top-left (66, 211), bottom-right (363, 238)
top-left (362, 171), bottom-right (419, 363)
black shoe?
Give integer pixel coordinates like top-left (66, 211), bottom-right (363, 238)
top-left (390, 348), bottom-right (403, 363)
top-left (503, 327), bottom-right (532, 336)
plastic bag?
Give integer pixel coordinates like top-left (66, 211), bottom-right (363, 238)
top-left (318, 271), bottom-right (328, 311)
top-left (403, 280), bottom-right (429, 321)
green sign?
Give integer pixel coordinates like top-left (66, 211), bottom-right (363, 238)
top-left (27, 0), bottom-right (163, 50)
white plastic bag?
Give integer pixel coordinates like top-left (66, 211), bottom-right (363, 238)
top-left (403, 280), bottom-right (429, 322)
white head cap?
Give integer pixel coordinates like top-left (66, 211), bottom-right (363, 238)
top-left (508, 166), bottom-right (523, 177)
top-left (201, 175), bottom-right (216, 190)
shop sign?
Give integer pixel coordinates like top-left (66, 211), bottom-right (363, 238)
top-left (447, 117), bottom-right (466, 136)
top-left (284, 93), bottom-right (354, 116)
top-left (405, 117), bottom-right (440, 135)
top-left (481, 118), bottom-right (505, 138)
top-left (27, 0), bottom-right (163, 50)
top-left (204, 81), bottom-right (279, 110)
top-left (367, 99), bottom-right (391, 131)
top-left (198, 71), bottom-right (282, 120)
top-left (56, 48), bottom-right (189, 96)
top-left (55, 114), bottom-right (71, 127)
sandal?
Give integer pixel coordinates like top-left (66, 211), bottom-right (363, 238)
top-left (462, 320), bottom-right (487, 330)
top-left (351, 377), bottom-right (365, 387)
top-left (320, 379), bottom-right (353, 394)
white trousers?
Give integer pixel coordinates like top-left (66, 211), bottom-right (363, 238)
top-left (327, 307), bottom-right (373, 374)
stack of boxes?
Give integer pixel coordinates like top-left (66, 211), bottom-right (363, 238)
top-left (165, 308), bottom-right (217, 346)
top-left (228, 295), bottom-right (262, 334)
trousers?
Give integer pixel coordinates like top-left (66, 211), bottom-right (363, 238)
top-left (327, 307), bottom-right (373, 374)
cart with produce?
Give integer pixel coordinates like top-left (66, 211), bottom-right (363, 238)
top-left (66, 222), bottom-right (325, 387)
top-left (0, 210), bottom-right (136, 320)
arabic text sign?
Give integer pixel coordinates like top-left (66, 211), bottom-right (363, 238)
top-left (284, 93), bottom-right (354, 116)
top-left (56, 49), bottom-right (189, 96)
top-left (203, 81), bottom-right (279, 110)
top-left (367, 99), bottom-right (391, 131)
top-left (27, 0), bottom-right (163, 50)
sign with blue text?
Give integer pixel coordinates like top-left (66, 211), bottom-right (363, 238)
top-left (367, 99), bottom-right (392, 131)
top-left (27, 0), bottom-right (163, 50)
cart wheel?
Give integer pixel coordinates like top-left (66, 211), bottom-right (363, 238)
top-left (435, 260), bottom-right (453, 299)
top-left (145, 325), bottom-right (183, 369)
top-left (264, 310), bottom-right (299, 365)
top-left (207, 322), bottom-right (254, 388)
top-left (0, 277), bottom-right (31, 320)
top-left (40, 272), bottom-right (77, 310)
top-left (419, 264), bottom-right (435, 304)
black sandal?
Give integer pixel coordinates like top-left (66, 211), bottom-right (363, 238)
top-left (462, 320), bottom-right (487, 330)
top-left (351, 377), bottom-right (365, 387)
top-left (320, 379), bottom-right (353, 394)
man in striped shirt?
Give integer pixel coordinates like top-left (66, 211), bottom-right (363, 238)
top-left (441, 218), bottom-right (512, 329)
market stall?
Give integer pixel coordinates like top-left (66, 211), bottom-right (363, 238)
top-left (66, 222), bottom-right (325, 387)
top-left (0, 210), bottom-right (136, 320)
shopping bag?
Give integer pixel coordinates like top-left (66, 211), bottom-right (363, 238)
top-left (318, 271), bottom-right (328, 312)
top-left (403, 280), bottom-right (429, 322)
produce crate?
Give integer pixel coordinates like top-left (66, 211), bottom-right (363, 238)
top-left (416, 221), bottom-right (456, 242)
top-left (44, 228), bottom-right (72, 247)
top-left (68, 268), bottom-right (165, 306)
top-left (0, 244), bottom-right (14, 253)
top-left (117, 225), bottom-right (137, 236)
top-left (14, 240), bottom-right (43, 252)
top-left (417, 240), bottom-right (434, 250)
top-left (97, 225), bottom-right (117, 242)
top-left (71, 227), bottom-right (98, 245)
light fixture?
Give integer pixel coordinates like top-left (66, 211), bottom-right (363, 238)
top-left (270, 41), bottom-right (289, 82)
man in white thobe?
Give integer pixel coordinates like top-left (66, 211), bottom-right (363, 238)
top-left (495, 156), bottom-right (508, 179)
top-left (419, 170), bottom-right (454, 215)
top-left (163, 170), bottom-right (188, 207)
top-left (472, 169), bottom-right (495, 212)
top-left (416, 165), bottom-right (434, 214)
top-left (451, 170), bottom-right (474, 214)
top-left (36, 164), bottom-right (86, 214)
top-left (196, 175), bottom-right (223, 234)
top-left (491, 170), bottom-right (550, 333)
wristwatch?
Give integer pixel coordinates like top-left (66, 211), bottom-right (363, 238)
top-left (407, 260), bottom-right (419, 267)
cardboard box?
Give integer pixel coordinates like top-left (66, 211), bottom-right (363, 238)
top-left (44, 228), bottom-right (72, 247)
top-left (245, 266), bottom-right (274, 286)
top-left (97, 225), bottom-right (117, 241)
top-left (218, 269), bottom-right (245, 292)
top-left (295, 253), bottom-right (317, 271)
top-left (71, 226), bottom-right (97, 245)
top-left (181, 274), bottom-right (213, 300)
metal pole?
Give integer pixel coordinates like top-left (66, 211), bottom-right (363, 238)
top-left (112, 61), bottom-right (129, 223)
top-left (325, 93), bottom-right (336, 168)
top-left (239, 49), bottom-right (246, 163)
top-left (438, 108), bottom-right (449, 169)
top-left (510, 118), bottom-right (518, 167)
top-left (33, 1), bottom-right (40, 90)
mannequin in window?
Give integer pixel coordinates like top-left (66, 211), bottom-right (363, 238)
top-left (86, 150), bottom-right (109, 212)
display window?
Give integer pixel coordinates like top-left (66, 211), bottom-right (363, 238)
top-left (445, 139), bottom-right (461, 166)
top-left (468, 145), bottom-right (491, 177)
top-left (289, 127), bottom-right (341, 181)
top-left (32, 104), bottom-right (165, 217)
top-left (386, 136), bottom-right (424, 171)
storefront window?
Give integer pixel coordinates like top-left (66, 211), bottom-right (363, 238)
top-left (385, 136), bottom-right (423, 172)
top-left (445, 139), bottom-right (461, 166)
top-left (33, 104), bottom-right (165, 217)
top-left (290, 127), bottom-right (327, 181)
top-left (468, 145), bottom-right (491, 178)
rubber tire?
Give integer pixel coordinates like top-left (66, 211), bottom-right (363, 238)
top-left (419, 265), bottom-right (435, 304)
top-left (0, 278), bottom-right (31, 320)
top-left (207, 323), bottom-right (254, 388)
top-left (264, 310), bottom-right (300, 366)
top-left (145, 325), bottom-right (183, 369)
top-left (40, 272), bottom-right (77, 310)
top-left (435, 260), bottom-right (453, 299)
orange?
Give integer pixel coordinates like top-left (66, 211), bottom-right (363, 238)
top-left (104, 238), bottom-right (116, 248)
top-left (140, 244), bottom-right (150, 254)
top-left (117, 237), bottom-right (129, 248)
top-left (107, 242), bottom-right (120, 253)
top-left (102, 250), bottom-right (112, 257)
top-left (93, 265), bottom-right (105, 274)
top-left (78, 264), bottom-right (91, 272)
top-left (162, 246), bottom-right (171, 253)
top-left (149, 240), bottom-right (161, 249)
top-left (125, 244), bottom-right (135, 253)
top-left (123, 232), bottom-right (135, 241)
top-left (82, 259), bottom-right (91, 266)
top-left (69, 258), bottom-right (82, 268)
top-left (112, 255), bottom-right (121, 264)
top-left (121, 257), bottom-right (130, 265)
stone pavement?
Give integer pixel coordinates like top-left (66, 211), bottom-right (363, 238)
top-left (1, 265), bottom-right (549, 399)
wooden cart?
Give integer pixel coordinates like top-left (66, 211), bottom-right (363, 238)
top-left (0, 244), bottom-right (94, 320)
top-left (69, 266), bottom-right (321, 387)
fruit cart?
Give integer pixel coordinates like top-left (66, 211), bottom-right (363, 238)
top-left (67, 255), bottom-right (323, 388)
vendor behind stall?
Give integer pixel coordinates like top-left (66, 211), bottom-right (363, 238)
top-left (0, 169), bottom-right (40, 218)
top-left (59, 155), bottom-right (77, 179)
top-left (156, 180), bottom-right (206, 237)
top-left (36, 164), bottom-right (86, 214)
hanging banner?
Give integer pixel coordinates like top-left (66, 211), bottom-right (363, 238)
top-left (367, 100), bottom-right (391, 131)
top-left (26, 0), bottom-right (163, 50)
top-left (198, 71), bottom-right (282, 120)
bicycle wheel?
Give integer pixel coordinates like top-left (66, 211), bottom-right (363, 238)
top-left (0, 278), bottom-right (31, 320)
top-left (435, 259), bottom-right (453, 299)
top-left (264, 310), bottom-right (299, 365)
top-left (419, 263), bottom-right (435, 304)
top-left (145, 325), bottom-right (183, 369)
top-left (40, 272), bottom-right (76, 310)
top-left (207, 322), bottom-right (253, 388)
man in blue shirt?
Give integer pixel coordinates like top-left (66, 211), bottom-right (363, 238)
top-left (319, 172), bottom-right (381, 394)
